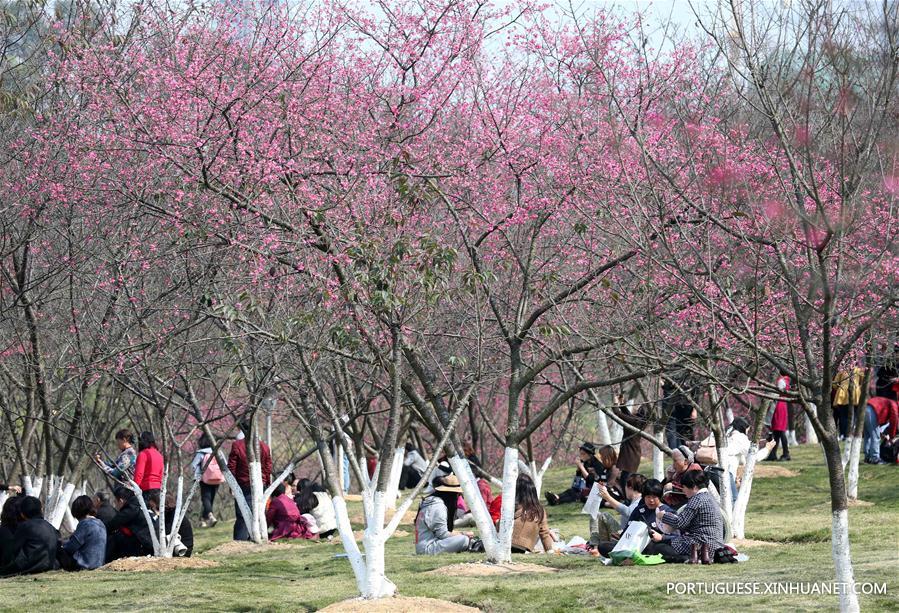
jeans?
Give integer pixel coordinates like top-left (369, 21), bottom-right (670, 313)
top-left (863, 405), bottom-right (881, 462)
top-left (200, 482), bottom-right (219, 519)
top-left (232, 485), bottom-right (253, 541)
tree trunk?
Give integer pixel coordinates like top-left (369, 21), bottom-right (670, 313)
top-left (805, 411), bottom-right (819, 445)
top-left (652, 426), bottom-right (665, 480)
top-left (846, 437), bottom-right (862, 500)
top-left (821, 434), bottom-right (859, 612)
top-left (732, 443), bottom-right (760, 540)
top-left (595, 409), bottom-right (611, 446)
top-left (448, 454), bottom-right (501, 561)
top-left (383, 447), bottom-right (404, 510)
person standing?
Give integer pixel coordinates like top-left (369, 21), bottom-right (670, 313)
top-left (190, 433), bottom-right (223, 527)
top-left (96, 429), bottom-right (137, 483)
top-left (767, 375), bottom-right (791, 461)
top-left (613, 397), bottom-right (646, 490)
top-left (227, 421), bottom-right (272, 541)
top-left (133, 431), bottom-right (164, 498)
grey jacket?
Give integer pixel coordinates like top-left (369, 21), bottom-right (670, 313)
top-left (414, 496), bottom-right (453, 554)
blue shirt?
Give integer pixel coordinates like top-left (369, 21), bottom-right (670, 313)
top-left (63, 517), bottom-right (107, 569)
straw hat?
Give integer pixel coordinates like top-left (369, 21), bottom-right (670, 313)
top-left (433, 474), bottom-right (463, 493)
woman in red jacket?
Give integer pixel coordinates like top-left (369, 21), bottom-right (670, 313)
top-left (767, 375), bottom-right (791, 462)
top-left (133, 431), bottom-right (165, 499)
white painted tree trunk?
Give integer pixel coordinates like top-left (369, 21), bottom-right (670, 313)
top-left (495, 447), bottom-right (519, 561)
top-left (841, 438), bottom-right (853, 471)
top-left (23, 475), bottom-right (43, 498)
top-left (805, 411), bottom-right (819, 445)
top-left (533, 457), bottom-right (551, 497)
top-left (595, 408), bottom-right (611, 446)
top-left (846, 437), bottom-right (861, 500)
top-left (384, 447), bottom-right (405, 510)
top-left (725, 406), bottom-right (734, 424)
top-left (47, 482), bottom-right (76, 530)
top-left (249, 460), bottom-right (266, 542)
top-left (336, 445), bottom-right (346, 493)
top-left (331, 496), bottom-right (369, 594)
top-left (832, 509), bottom-right (860, 612)
top-left (652, 438), bottom-right (665, 481)
top-left (448, 454), bottom-right (502, 562)
top-left (731, 442), bottom-right (759, 540)
top-left (357, 455), bottom-right (373, 490)
top-left (608, 419), bottom-right (623, 453)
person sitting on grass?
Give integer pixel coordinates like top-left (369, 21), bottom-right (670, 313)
top-left (655, 470), bottom-right (725, 564)
top-left (598, 473), bottom-right (646, 531)
top-left (0, 496), bottom-right (59, 576)
top-left (414, 475), bottom-right (475, 555)
top-left (266, 482), bottom-right (315, 541)
top-left (93, 491), bottom-right (116, 526)
top-left (106, 486), bottom-right (155, 560)
top-left (545, 442), bottom-right (607, 506)
top-left (59, 495), bottom-right (107, 571)
top-left (296, 480), bottom-right (338, 539)
top-left (488, 474), bottom-right (556, 553)
top-left (592, 478), bottom-right (683, 562)
top-left (0, 496), bottom-right (22, 571)
top-left (662, 446), bottom-right (702, 509)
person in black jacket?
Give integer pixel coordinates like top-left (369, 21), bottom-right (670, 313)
top-left (106, 486), bottom-right (155, 561)
top-left (0, 496), bottom-right (59, 576)
top-left (92, 491), bottom-right (117, 526)
top-left (0, 495), bottom-right (22, 571)
top-left (545, 443), bottom-right (608, 505)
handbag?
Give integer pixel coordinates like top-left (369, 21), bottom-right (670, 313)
top-left (581, 483), bottom-right (602, 519)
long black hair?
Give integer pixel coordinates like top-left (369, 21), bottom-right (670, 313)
top-left (138, 431), bottom-right (157, 451)
top-left (1, 496), bottom-right (22, 529)
top-left (296, 481), bottom-right (325, 514)
top-left (515, 474), bottom-right (544, 523)
top-left (430, 476), bottom-right (460, 532)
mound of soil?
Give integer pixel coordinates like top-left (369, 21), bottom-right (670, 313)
top-left (730, 538), bottom-right (782, 548)
top-left (427, 562), bottom-right (557, 577)
top-left (321, 596), bottom-right (479, 612)
top-left (102, 556), bottom-right (219, 572)
top-left (204, 539), bottom-right (310, 556)
top-left (753, 464), bottom-right (799, 478)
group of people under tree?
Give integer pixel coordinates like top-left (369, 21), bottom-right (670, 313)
top-left (2, 361), bottom-right (896, 576)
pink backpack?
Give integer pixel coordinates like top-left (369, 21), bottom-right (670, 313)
top-left (202, 453), bottom-right (224, 485)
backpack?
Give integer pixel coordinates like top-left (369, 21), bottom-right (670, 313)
top-left (202, 453), bottom-right (224, 485)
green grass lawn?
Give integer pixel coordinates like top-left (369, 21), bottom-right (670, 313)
top-left (1, 446), bottom-right (896, 612)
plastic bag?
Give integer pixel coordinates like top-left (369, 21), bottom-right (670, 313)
top-left (581, 483), bottom-right (602, 519)
top-left (611, 521), bottom-right (649, 556)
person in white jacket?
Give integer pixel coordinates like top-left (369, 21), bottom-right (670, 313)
top-left (296, 480), bottom-right (337, 538)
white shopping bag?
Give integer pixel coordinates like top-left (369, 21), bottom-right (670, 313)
top-left (581, 483), bottom-right (602, 519)
top-left (611, 521), bottom-right (649, 555)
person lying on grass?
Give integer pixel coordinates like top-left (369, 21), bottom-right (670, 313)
top-left (414, 475), bottom-right (479, 555)
top-left (592, 479), bottom-right (684, 563)
top-left (655, 470), bottom-right (730, 564)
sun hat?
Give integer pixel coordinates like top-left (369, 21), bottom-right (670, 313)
top-left (434, 474), bottom-right (463, 493)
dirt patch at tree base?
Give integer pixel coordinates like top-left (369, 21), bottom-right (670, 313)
top-left (102, 556), bottom-right (219, 572)
top-left (427, 562), bottom-right (558, 577)
top-left (321, 596), bottom-right (479, 612)
top-left (730, 538), bottom-right (783, 548)
top-left (752, 464), bottom-right (799, 478)
top-left (204, 539), bottom-right (311, 556)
